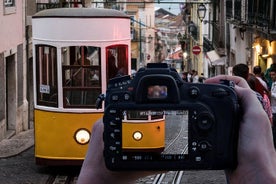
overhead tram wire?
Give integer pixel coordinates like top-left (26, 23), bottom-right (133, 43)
top-left (130, 17), bottom-right (156, 30)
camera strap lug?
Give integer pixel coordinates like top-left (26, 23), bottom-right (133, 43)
top-left (96, 94), bottom-right (105, 109)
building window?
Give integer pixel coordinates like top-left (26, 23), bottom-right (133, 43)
top-left (4, 0), bottom-right (16, 14)
top-left (4, 0), bottom-right (15, 7)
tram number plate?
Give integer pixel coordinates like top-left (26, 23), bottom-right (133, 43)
top-left (40, 84), bottom-right (50, 94)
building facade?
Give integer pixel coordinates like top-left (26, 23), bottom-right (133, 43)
top-left (182, 0), bottom-right (276, 77)
top-left (226, 0), bottom-right (276, 74)
top-left (0, 0), bottom-right (29, 141)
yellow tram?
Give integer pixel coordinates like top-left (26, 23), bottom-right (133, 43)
top-left (122, 110), bottom-right (165, 152)
top-left (32, 8), bottom-right (131, 165)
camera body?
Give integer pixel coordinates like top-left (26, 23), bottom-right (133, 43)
top-left (103, 63), bottom-right (240, 170)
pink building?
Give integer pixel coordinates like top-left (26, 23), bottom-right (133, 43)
top-left (0, 0), bottom-right (29, 141)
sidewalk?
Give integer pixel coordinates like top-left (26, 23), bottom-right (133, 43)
top-left (0, 129), bottom-right (34, 158)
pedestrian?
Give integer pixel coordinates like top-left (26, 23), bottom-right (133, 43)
top-left (232, 63), bottom-right (249, 80)
top-left (192, 70), bottom-right (199, 83)
top-left (247, 73), bottom-right (272, 123)
top-left (182, 72), bottom-right (188, 82)
top-left (198, 73), bottom-right (206, 83)
top-left (270, 68), bottom-right (276, 148)
top-left (233, 63), bottom-right (272, 123)
top-left (77, 75), bottom-right (276, 184)
top-left (187, 70), bottom-right (193, 82)
top-left (253, 65), bottom-right (268, 90)
top-left (265, 63), bottom-right (276, 90)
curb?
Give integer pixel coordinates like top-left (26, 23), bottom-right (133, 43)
top-left (0, 129), bottom-right (34, 159)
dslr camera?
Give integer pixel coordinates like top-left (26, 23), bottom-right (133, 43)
top-left (102, 63), bottom-right (240, 170)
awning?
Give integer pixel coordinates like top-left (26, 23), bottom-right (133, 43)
top-left (206, 50), bottom-right (225, 66)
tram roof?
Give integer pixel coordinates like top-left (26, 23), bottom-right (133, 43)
top-left (32, 8), bottom-right (130, 19)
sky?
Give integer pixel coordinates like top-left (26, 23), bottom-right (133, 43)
top-left (154, 0), bottom-right (182, 15)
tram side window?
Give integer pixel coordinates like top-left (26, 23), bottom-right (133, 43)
top-left (62, 46), bottom-right (101, 108)
top-left (35, 45), bottom-right (58, 107)
top-left (106, 45), bottom-right (128, 83)
top-left (125, 110), bottom-right (164, 121)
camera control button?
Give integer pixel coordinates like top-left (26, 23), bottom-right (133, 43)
top-left (189, 87), bottom-right (200, 98)
top-left (109, 146), bottom-right (117, 151)
top-left (109, 109), bottom-right (117, 114)
top-left (110, 133), bottom-right (116, 139)
top-left (197, 114), bottom-right (213, 131)
top-left (124, 93), bottom-right (131, 101)
top-left (195, 156), bottom-right (202, 162)
top-left (109, 121), bottom-right (117, 126)
top-left (110, 132), bottom-right (120, 139)
top-left (114, 129), bottom-right (121, 133)
top-left (212, 88), bottom-right (229, 97)
top-left (198, 141), bottom-right (212, 152)
top-left (111, 94), bottom-right (119, 101)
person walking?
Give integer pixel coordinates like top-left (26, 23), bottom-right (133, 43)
top-left (253, 65), bottom-right (268, 90)
top-left (270, 68), bottom-right (276, 147)
top-left (181, 72), bottom-right (188, 82)
top-left (192, 70), bottom-right (199, 83)
top-left (265, 63), bottom-right (276, 90)
top-left (233, 63), bottom-right (272, 123)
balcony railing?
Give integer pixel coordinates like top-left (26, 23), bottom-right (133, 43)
top-left (36, 2), bottom-right (84, 12)
top-left (226, 0), bottom-right (232, 19)
top-left (228, 0), bottom-right (275, 36)
top-left (234, 0), bottom-right (241, 21)
top-left (36, 3), bottom-right (61, 12)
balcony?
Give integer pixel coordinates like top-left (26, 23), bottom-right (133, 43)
top-left (227, 0), bottom-right (275, 38)
top-left (36, 1), bottom-right (84, 12)
top-left (36, 3), bottom-right (61, 12)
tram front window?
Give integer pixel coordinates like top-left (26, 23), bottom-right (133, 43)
top-left (35, 45), bottom-right (58, 107)
top-left (62, 46), bottom-right (101, 108)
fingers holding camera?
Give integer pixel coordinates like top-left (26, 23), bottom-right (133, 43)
top-left (78, 74), bottom-right (276, 184)
top-left (205, 75), bottom-right (266, 120)
top-left (205, 75), bottom-right (249, 88)
top-left (206, 75), bottom-right (271, 143)
top-left (78, 119), bottom-right (162, 184)
top-left (206, 75), bottom-right (276, 183)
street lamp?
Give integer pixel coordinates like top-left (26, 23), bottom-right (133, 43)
top-left (197, 3), bottom-right (206, 22)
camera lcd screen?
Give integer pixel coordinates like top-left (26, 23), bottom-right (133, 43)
top-left (121, 110), bottom-right (188, 160)
top-left (147, 85), bottom-right (168, 99)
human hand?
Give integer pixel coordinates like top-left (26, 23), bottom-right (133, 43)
top-left (78, 75), bottom-right (276, 184)
top-left (77, 119), bottom-right (160, 184)
top-left (205, 75), bottom-right (276, 183)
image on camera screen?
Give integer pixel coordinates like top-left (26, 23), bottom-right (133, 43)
top-left (147, 85), bottom-right (168, 99)
top-left (121, 110), bottom-right (188, 158)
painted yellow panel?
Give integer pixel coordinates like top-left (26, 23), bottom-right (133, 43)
top-left (34, 109), bottom-right (103, 160)
top-left (122, 120), bottom-right (165, 149)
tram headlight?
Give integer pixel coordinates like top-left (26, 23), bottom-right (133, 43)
top-left (133, 131), bottom-right (143, 141)
top-left (74, 128), bottom-right (90, 145)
